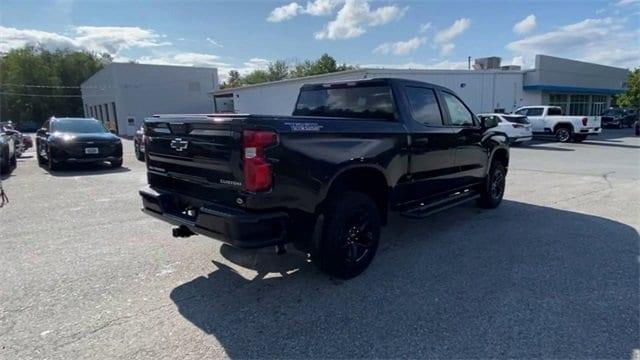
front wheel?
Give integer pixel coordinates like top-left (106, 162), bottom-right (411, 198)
top-left (315, 191), bottom-right (381, 279)
top-left (477, 161), bottom-right (506, 209)
top-left (111, 159), bottom-right (123, 168)
top-left (554, 127), bottom-right (572, 142)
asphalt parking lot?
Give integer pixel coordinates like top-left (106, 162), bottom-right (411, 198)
top-left (1, 129), bottom-right (639, 359)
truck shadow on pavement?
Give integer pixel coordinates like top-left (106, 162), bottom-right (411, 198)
top-left (170, 200), bottom-right (639, 359)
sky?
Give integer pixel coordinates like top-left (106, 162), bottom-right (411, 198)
top-left (0, 0), bottom-right (638, 81)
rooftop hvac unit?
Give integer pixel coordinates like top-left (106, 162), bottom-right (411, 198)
top-left (500, 65), bottom-right (521, 70)
top-left (473, 57), bottom-right (502, 70)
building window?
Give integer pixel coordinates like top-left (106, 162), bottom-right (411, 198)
top-left (548, 94), bottom-right (568, 114)
top-left (111, 102), bottom-right (118, 134)
top-left (591, 95), bottom-right (607, 115)
top-left (569, 94), bottom-right (590, 115)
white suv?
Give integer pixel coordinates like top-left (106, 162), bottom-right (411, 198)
top-left (477, 113), bottom-right (533, 145)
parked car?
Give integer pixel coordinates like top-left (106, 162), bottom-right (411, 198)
top-left (0, 127), bottom-right (17, 175)
top-left (477, 113), bottom-right (532, 145)
top-left (514, 106), bottom-right (601, 142)
top-left (139, 78), bottom-right (509, 278)
top-left (1, 124), bottom-right (24, 157)
top-left (600, 108), bottom-right (637, 128)
top-left (133, 126), bottom-right (146, 161)
top-left (35, 117), bottom-right (123, 171)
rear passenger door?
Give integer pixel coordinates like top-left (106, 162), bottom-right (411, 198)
top-left (401, 86), bottom-right (458, 201)
top-left (524, 107), bottom-right (545, 132)
top-left (440, 90), bottom-right (487, 187)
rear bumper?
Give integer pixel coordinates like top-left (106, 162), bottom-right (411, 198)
top-left (510, 135), bottom-right (532, 143)
top-left (139, 186), bottom-right (288, 248)
top-left (577, 127), bottom-right (601, 135)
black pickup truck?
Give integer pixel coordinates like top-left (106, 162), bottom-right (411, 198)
top-left (140, 78), bottom-right (508, 278)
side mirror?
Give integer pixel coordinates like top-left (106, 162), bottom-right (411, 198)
top-left (481, 116), bottom-right (498, 129)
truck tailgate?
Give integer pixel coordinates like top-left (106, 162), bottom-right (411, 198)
top-left (144, 114), bottom-right (245, 206)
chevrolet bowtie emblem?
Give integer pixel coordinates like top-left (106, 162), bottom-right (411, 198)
top-left (170, 138), bottom-right (189, 152)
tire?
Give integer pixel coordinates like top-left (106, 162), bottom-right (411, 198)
top-left (316, 191), bottom-right (381, 279)
top-left (47, 150), bottom-right (59, 171)
top-left (554, 126), bottom-right (572, 143)
top-left (572, 134), bottom-right (587, 142)
top-left (135, 143), bottom-right (144, 161)
top-left (36, 145), bottom-right (46, 166)
top-left (617, 121), bottom-right (623, 129)
top-left (10, 154), bottom-right (16, 169)
top-left (0, 147), bottom-right (9, 175)
top-left (111, 159), bottom-right (123, 168)
top-left (477, 161), bottom-right (506, 209)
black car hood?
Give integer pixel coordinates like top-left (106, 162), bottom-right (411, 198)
top-left (51, 132), bottom-right (120, 142)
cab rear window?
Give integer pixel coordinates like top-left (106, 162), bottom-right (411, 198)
top-left (293, 86), bottom-right (395, 120)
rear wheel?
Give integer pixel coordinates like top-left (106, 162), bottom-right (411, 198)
top-left (315, 191), bottom-right (380, 279)
top-left (111, 159), bottom-right (123, 168)
top-left (477, 161), bottom-right (506, 209)
top-left (554, 126), bottom-right (572, 142)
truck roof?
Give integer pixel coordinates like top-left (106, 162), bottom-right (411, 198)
top-left (299, 77), bottom-right (449, 91)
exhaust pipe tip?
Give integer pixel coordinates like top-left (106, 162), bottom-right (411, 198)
top-left (172, 225), bottom-right (195, 238)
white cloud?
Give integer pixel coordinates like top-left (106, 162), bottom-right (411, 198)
top-left (510, 56), bottom-right (525, 68)
top-left (361, 59), bottom-right (468, 70)
top-left (267, 0), bottom-right (342, 22)
top-left (267, 2), bottom-right (303, 22)
top-left (419, 22), bottom-right (432, 34)
top-left (305, 0), bottom-right (343, 16)
top-left (137, 54), bottom-right (270, 81)
top-left (507, 17), bottom-right (640, 68)
top-left (373, 36), bottom-right (426, 56)
top-left (434, 18), bottom-right (471, 44)
top-left (0, 25), bottom-right (169, 56)
top-left (513, 14), bottom-right (536, 34)
top-left (431, 18), bottom-right (470, 56)
top-left (206, 37), bottom-right (223, 48)
top-left (314, 0), bottom-right (407, 40)
top-left (438, 43), bottom-right (455, 56)
top-left (616, 0), bottom-right (640, 6)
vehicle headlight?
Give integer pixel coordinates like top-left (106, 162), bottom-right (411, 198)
top-left (61, 134), bottom-right (76, 142)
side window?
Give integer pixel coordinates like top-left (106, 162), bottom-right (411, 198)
top-left (547, 107), bottom-right (562, 116)
top-left (527, 108), bottom-right (544, 116)
top-left (405, 86), bottom-right (443, 126)
top-left (515, 109), bottom-right (527, 115)
top-left (442, 91), bottom-right (475, 126)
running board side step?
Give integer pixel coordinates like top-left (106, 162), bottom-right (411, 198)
top-left (400, 189), bottom-right (480, 219)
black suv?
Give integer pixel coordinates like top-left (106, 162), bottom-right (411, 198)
top-left (140, 78), bottom-right (508, 278)
top-left (36, 117), bottom-right (123, 170)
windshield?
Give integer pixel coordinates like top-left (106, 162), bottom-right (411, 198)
top-left (52, 119), bottom-right (108, 134)
top-left (293, 85), bottom-right (395, 120)
top-left (602, 109), bottom-right (623, 116)
top-left (501, 115), bottom-right (529, 124)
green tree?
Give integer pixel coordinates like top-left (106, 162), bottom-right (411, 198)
top-left (0, 47), bottom-right (109, 125)
top-left (617, 68), bottom-right (640, 109)
top-left (267, 60), bottom-right (289, 82)
top-left (221, 70), bottom-right (242, 89)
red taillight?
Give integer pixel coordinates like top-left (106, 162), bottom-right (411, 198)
top-left (243, 130), bottom-right (277, 192)
top-left (582, 117), bottom-right (588, 126)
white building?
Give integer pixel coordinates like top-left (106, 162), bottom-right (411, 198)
top-left (211, 55), bottom-right (628, 117)
top-left (81, 63), bottom-right (218, 136)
